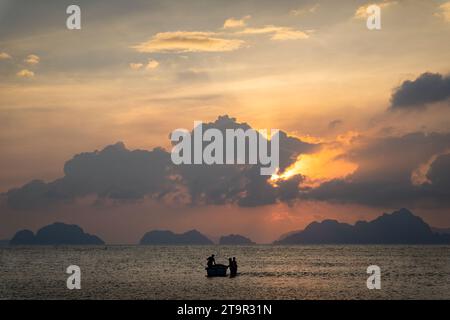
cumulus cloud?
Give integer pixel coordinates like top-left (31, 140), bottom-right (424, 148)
top-left (146, 59), bottom-right (159, 70)
top-left (0, 52), bottom-right (11, 60)
top-left (425, 153), bottom-right (450, 191)
top-left (6, 142), bottom-right (174, 209)
top-left (5, 116), bottom-right (450, 211)
top-left (130, 59), bottom-right (159, 71)
top-left (24, 54), bottom-right (40, 65)
top-left (304, 132), bottom-right (450, 207)
top-left (172, 115), bottom-right (317, 207)
top-left (390, 72), bottom-right (450, 110)
top-left (354, 1), bottom-right (397, 19)
top-left (237, 25), bottom-right (309, 40)
top-left (223, 15), bottom-right (251, 29)
top-left (290, 4), bottom-right (319, 16)
top-left (16, 69), bottom-right (34, 78)
top-left (4, 115), bottom-right (317, 209)
top-left (129, 62), bottom-right (144, 70)
top-left (435, 1), bottom-right (450, 22)
top-left (133, 31), bottom-right (244, 53)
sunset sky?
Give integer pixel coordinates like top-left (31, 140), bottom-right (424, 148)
top-left (1, 0), bottom-right (450, 243)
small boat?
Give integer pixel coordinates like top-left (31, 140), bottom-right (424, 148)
top-left (206, 264), bottom-right (228, 277)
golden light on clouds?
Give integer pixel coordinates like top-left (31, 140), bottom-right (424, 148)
top-left (0, 52), bottom-right (11, 59)
top-left (436, 1), bottom-right (450, 22)
top-left (354, 1), bottom-right (398, 19)
top-left (16, 69), bottom-right (35, 78)
top-left (133, 31), bottom-right (245, 53)
top-left (129, 59), bottom-right (159, 71)
top-left (223, 15), bottom-right (251, 29)
top-left (24, 54), bottom-right (40, 65)
top-left (146, 59), bottom-right (159, 70)
top-left (238, 25), bottom-right (309, 40)
top-left (290, 4), bottom-right (320, 16)
top-left (271, 132), bottom-right (359, 188)
top-left (129, 62), bottom-right (144, 70)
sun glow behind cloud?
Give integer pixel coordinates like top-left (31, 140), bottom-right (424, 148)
top-left (271, 132), bottom-right (359, 188)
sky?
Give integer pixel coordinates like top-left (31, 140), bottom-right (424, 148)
top-left (1, 0), bottom-right (450, 243)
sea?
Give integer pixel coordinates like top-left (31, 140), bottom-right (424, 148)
top-left (1, 245), bottom-right (449, 299)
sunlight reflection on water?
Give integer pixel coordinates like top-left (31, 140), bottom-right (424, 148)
top-left (1, 245), bottom-right (449, 299)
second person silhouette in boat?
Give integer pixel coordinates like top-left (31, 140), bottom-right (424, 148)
top-left (228, 257), bottom-right (238, 277)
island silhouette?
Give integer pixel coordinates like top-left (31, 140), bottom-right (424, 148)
top-left (9, 222), bottom-right (104, 245)
top-left (6, 209), bottom-right (450, 246)
top-left (275, 208), bottom-right (450, 244)
top-left (219, 234), bottom-right (255, 245)
top-left (139, 229), bottom-right (214, 245)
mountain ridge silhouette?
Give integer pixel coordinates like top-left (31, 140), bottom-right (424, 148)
top-left (140, 229), bottom-right (214, 245)
top-left (219, 234), bottom-right (255, 245)
top-left (274, 208), bottom-right (450, 244)
top-left (9, 222), bottom-right (105, 245)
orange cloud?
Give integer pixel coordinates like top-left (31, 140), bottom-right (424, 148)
top-left (435, 1), bottom-right (450, 22)
top-left (24, 54), bottom-right (40, 65)
top-left (223, 15), bottom-right (251, 29)
top-left (133, 31), bottom-right (245, 53)
top-left (354, 1), bottom-right (397, 19)
top-left (146, 59), bottom-right (159, 70)
top-left (271, 132), bottom-right (359, 187)
top-left (237, 25), bottom-right (309, 40)
top-left (16, 69), bottom-right (35, 78)
top-left (129, 62), bottom-right (144, 70)
top-left (290, 4), bottom-right (319, 16)
top-left (0, 52), bottom-right (11, 60)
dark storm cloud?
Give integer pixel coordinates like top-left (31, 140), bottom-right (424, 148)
top-left (305, 132), bottom-right (450, 207)
top-left (4, 115), bottom-right (317, 209)
top-left (6, 114), bottom-right (450, 211)
top-left (172, 115), bottom-right (317, 207)
top-left (390, 72), bottom-right (450, 110)
top-left (6, 142), bottom-right (174, 209)
top-left (425, 153), bottom-right (450, 195)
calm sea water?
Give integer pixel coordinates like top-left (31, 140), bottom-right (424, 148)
top-left (1, 245), bottom-right (449, 299)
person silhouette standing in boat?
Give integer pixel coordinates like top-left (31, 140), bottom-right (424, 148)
top-left (207, 254), bottom-right (216, 268)
top-left (228, 257), bottom-right (238, 276)
top-left (232, 257), bottom-right (238, 276)
top-left (228, 258), bottom-right (233, 275)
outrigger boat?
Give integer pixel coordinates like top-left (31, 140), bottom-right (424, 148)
top-left (205, 264), bottom-right (228, 277)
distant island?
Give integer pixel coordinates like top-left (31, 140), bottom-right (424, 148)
top-left (10, 222), bottom-right (105, 245)
top-left (275, 208), bottom-right (450, 244)
top-left (219, 234), bottom-right (255, 245)
top-left (140, 229), bottom-right (213, 245)
top-left (5, 209), bottom-right (450, 246)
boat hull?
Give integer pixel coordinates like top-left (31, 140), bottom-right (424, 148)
top-left (206, 264), bottom-right (228, 277)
